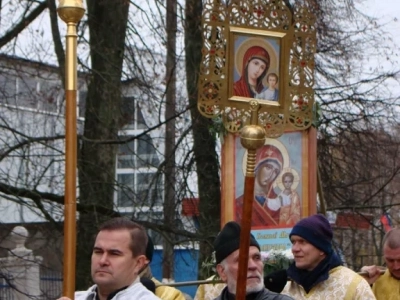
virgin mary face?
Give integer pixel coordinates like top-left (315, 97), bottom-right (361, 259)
top-left (247, 58), bottom-right (267, 84)
top-left (256, 161), bottom-right (280, 188)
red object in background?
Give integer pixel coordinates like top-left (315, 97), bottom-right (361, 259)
top-left (380, 213), bottom-right (393, 233)
top-left (182, 198), bottom-right (200, 217)
top-left (335, 212), bottom-right (373, 230)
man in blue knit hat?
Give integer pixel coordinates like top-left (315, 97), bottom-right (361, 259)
top-left (281, 214), bottom-right (376, 299)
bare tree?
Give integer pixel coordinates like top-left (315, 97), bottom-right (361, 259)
top-left (0, 0), bottom-right (202, 294)
top-left (0, 1), bottom-right (399, 297)
top-left (163, 0), bottom-right (178, 281)
top-left (300, 0), bottom-right (400, 266)
top-left (184, 0), bottom-right (222, 277)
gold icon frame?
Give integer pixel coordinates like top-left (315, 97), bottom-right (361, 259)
top-left (198, 1), bottom-right (317, 137)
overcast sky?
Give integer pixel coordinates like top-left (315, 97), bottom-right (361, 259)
top-left (2, 0), bottom-right (399, 85)
top-left (364, 0), bottom-right (400, 69)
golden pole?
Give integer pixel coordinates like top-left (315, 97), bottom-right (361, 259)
top-left (57, 1), bottom-right (85, 298)
top-left (236, 100), bottom-right (265, 300)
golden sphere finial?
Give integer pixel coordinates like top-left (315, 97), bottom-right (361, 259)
top-left (240, 125), bottom-right (266, 150)
top-left (57, 0), bottom-right (85, 24)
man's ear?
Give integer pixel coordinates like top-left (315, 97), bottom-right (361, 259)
top-left (134, 255), bottom-right (147, 273)
top-left (216, 264), bottom-right (228, 282)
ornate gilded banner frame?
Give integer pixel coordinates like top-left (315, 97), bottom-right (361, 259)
top-left (198, 1), bottom-right (317, 137)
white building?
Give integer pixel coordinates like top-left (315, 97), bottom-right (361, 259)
top-left (0, 53), bottom-right (199, 297)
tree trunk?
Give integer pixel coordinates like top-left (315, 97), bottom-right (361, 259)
top-left (76, 0), bottom-right (129, 289)
top-left (184, 0), bottom-right (221, 278)
top-left (163, 0), bottom-right (177, 281)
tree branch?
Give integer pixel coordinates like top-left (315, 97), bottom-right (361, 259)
top-left (0, 182), bottom-right (202, 240)
top-left (46, 0), bottom-right (65, 86)
top-left (0, 1), bottom-right (48, 48)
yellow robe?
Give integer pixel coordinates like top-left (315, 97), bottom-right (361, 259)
top-left (152, 277), bottom-right (186, 300)
top-left (278, 190), bottom-right (301, 226)
top-left (372, 269), bottom-right (400, 300)
top-left (194, 275), bottom-right (225, 300)
top-left (282, 266), bottom-right (376, 300)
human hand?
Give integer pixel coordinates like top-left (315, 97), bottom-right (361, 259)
top-left (360, 265), bottom-right (383, 285)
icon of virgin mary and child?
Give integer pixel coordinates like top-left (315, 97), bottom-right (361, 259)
top-left (235, 144), bottom-right (301, 227)
top-left (233, 45), bottom-right (279, 102)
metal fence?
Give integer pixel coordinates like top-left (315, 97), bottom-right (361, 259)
top-left (0, 275), bottom-right (14, 300)
top-left (40, 269), bottom-right (62, 300)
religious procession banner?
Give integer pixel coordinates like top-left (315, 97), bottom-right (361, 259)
top-left (221, 128), bottom-right (317, 252)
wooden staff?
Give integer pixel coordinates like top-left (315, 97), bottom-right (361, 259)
top-left (236, 101), bottom-right (266, 300)
top-left (57, 1), bottom-right (85, 298)
top-left (358, 268), bottom-right (386, 277)
top-left (161, 268), bottom-right (387, 287)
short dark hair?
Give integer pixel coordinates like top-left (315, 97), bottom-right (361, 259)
top-left (99, 217), bottom-right (148, 257)
top-left (282, 172), bottom-right (294, 181)
top-left (267, 72), bottom-right (279, 82)
top-left (383, 227), bottom-right (400, 249)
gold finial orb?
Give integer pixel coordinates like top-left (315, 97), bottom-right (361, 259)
top-left (57, 0), bottom-right (85, 24)
top-left (240, 125), bottom-right (266, 150)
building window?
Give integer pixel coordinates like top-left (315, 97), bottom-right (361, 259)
top-left (117, 134), bottom-right (160, 170)
top-left (116, 169), bottom-right (163, 207)
top-left (137, 134), bottom-right (160, 167)
top-left (0, 74), bottom-right (63, 114)
top-left (17, 77), bottom-right (38, 109)
top-left (0, 74), bottom-right (17, 104)
top-left (116, 100), bottom-right (163, 212)
top-left (117, 139), bottom-right (136, 169)
top-left (38, 79), bottom-right (62, 113)
top-left (117, 173), bottom-right (135, 207)
top-left (137, 172), bottom-right (163, 206)
top-left (136, 211), bottom-right (164, 245)
top-left (120, 97), bottom-right (147, 130)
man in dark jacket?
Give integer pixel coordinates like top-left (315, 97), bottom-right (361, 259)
top-left (213, 221), bottom-right (294, 300)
